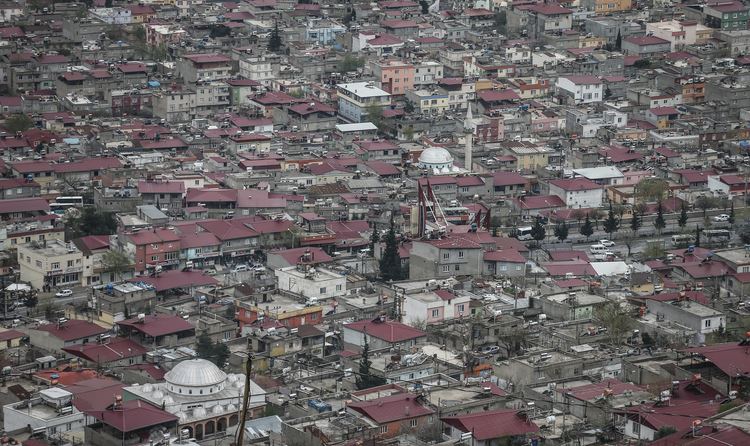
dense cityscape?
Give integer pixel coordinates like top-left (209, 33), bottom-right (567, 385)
top-left (0, 1), bottom-right (749, 446)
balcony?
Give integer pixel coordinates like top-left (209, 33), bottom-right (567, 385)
top-left (48, 265), bottom-right (83, 274)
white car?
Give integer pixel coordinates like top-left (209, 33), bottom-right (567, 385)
top-left (599, 239), bottom-right (615, 247)
top-left (55, 289), bottom-right (73, 298)
top-left (713, 214), bottom-right (730, 222)
top-left (231, 264), bottom-right (249, 273)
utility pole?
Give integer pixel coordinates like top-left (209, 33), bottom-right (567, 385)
top-left (233, 349), bottom-right (253, 446)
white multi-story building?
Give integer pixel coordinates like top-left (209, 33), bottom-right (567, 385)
top-left (89, 7), bottom-right (132, 24)
top-left (555, 75), bottom-right (604, 104)
top-left (547, 178), bottom-right (604, 208)
top-left (275, 265), bottom-right (347, 300)
top-left (403, 289), bottom-right (472, 326)
top-left (3, 388), bottom-right (84, 436)
top-left (645, 20), bottom-right (711, 51)
top-left (193, 81), bottom-right (230, 115)
top-left (413, 61), bottom-right (444, 87)
top-left (238, 54), bottom-right (276, 86)
top-left (337, 82), bottom-right (391, 123)
top-left (152, 89), bottom-right (196, 123)
top-left (17, 239), bottom-right (98, 289)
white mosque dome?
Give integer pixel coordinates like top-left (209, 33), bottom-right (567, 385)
top-left (163, 396), bottom-right (174, 405)
top-left (419, 147), bottom-right (453, 167)
top-left (142, 383), bottom-right (153, 393)
top-left (178, 413), bottom-right (188, 423)
top-left (235, 374), bottom-right (245, 382)
top-left (152, 390), bottom-right (164, 400)
top-left (166, 359), bottom-right (227, 388)
top-left (193, 407), bottom-right (207, 418)
top-left (227, 404), bottom-right (238, 412)
top-left (227, 374), bottom-right (238, 384)
top-left (212, 405), bottom-right (224, 415)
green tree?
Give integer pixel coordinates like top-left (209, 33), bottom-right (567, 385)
top-left (419, 0), bottom-right (429, 13)
top-left (105, 0), bottom-right (112, 7)
top-left (696, 225), bottom-right (702, 247)
top-left (603, 203), bottom-right (620, 239)
top-left (615, 30), bottom-right (622, 50)
top-left (636, 178), bottom-right (667, 203)
top-left (268, 22), bottom-right (282, 53)
top-left (594, 302), bottom-right (634, 346)
top-left (553, 221), bottom-right (568, 242)
top-left (355, 337), bottom-right (385, 389)
top-left (4, 114), bottom-right (32, 133)
top-left (101, 249), bottom-right (131, 282)
top-left (379, 217), bottom-right (403, 281)
top-left (132, 25), bottom-right (146, 42)
top-left (695, 196), bottom-right (717, 217)
top-left (67, 207), bottom-right (118, 239)
top-left (580, 214), bottom-right (594, 241)
top-left (365, 104), bottom-right (384, 127)
top-left (630, 209), bottom-right (642, 233)
top-left (369, 224), bottom-right (379, 253)
top-left (196, 332), bottom-right (229, 367)
top-left (678, 204), bottom-right (688, 230)
top-left (655, 427), bottom-right (677, 440)
top-left (530, 216), bottom-right (546, 246)
top-left (633, 59), bottom-right (651, 68)
top-left (729, 201), bottom-right (735, 225)
top-left (340, 54), bottom-right (364, 72)
top-left (22, 290), bottom-right (38, 309)
top-left (655, 201), bottom-right (666, 235)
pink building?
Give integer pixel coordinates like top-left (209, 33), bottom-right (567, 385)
top-left (370, 59), bottom-right (415, 95)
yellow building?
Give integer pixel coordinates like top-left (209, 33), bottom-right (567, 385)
top-left (0, 328), bottom-right (24, 351)
top-left (406, 90), bottom-right (450, 115)
top-left (586, 0), bottom-right (632, 14)
top-left (507, 144), bottom-right (554, 170)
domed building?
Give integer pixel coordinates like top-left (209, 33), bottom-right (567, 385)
top-left (123, 359), bottom-right (266, 441)
top-left (418, 146), bottom-right (454, 171)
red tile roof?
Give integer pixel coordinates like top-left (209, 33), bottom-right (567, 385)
top-left (65, 378), bottom-right (127, 412)
top-left (348, 393), bottom-right (433, 423)
top-left (560, 378), bottom-right (644, 401)
top-left (513, 195), bottom-right (567, 210)
top-left (548, 178), bottom-right (601, 191)
top-left (625, 35), bottom-right (670, 46)
top-left (63, 338), bottom-right (148, 363)
top-left (0, 329), bottom-right (24, 341)
top-left (651, 425), bottom-right (750, 446)
top-left (54, 157), bottom-right (122, 173)
top-left (442, 409), bottom-right (540, 441)
top-left (117, 314), bottom-right (194, 337)
top-left (35, 319), bottom-right (108, 342)
top-left (561, 75), bottom-right (602, 85)
top-left (137, 180), bottom-right (184, 194)
top-left (484, 249), bottom-right (526, 263)
top-left (493, 171), bottom-right (527, 186)
top-left (683, 342), bottom-right (750, 376)
top-left (478, 89), bottom-right (521, 102)
top-left (541, 260), bottom-right (597, 277)
top-left (345, 317), bottom-right (426, 343)
top-left (85, 399), bottom-right (177, 433)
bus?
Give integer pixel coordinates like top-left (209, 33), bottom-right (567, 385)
top-left (516, 226), bottom-right (533, 241)
top-left (671, 234), bottom-right (696, 248)
top-left (702, 229), bottom-right (731, 247)
top-left (50, 196), bottom-right (84, 214)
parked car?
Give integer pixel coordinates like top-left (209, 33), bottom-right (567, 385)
top-left (55, 289), bottom-right (73, 298)
top-left (713, 214), bottom-right (730, 222)
top-left (599, 239), bottom-right (615, 247)
top-left (232, 264), bottom-right (249, 273)
top-left (479, 345), bottom-right (500, 355)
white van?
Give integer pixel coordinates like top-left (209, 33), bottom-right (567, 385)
top-left (590, 244), bottom-right (607, 254)
top-left (517, 226), bottom-right (533, 241)
top-left (232, 264), bottom-right (249, 273)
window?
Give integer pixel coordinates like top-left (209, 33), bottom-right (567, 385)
top-left (51, 262), bottom-right (60, 269)
top-left (320, 287), bottom-right (326, 294)
top-left (457, 304), bottom-right (465, 313)
top-left (67, 260), bottom-right (74, 267)
top-left (458, 251), bottom-right (464, 258)
top-left (443, 252), bottom-right (449, 259)
top-left (432, 309), bottom-right (439, 318)
top-left (151, 255), bottom-right (159, 261)
top-left (36, 260), bottom-right (42, 268)
top-left (705, 320), bottom-right (712, 328)
top-left (632, 423), bottom-right (640, 435)
top-left (442, 265), bottom-right (450, 272)
top-left (336, 284), bottom-right (342, 291)
top-left (380, 426), bottom-right (388, 434)
top-left (455, 264), bottom-right (460, 271)
top-left (410, 419), bottom-right (418, 428)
